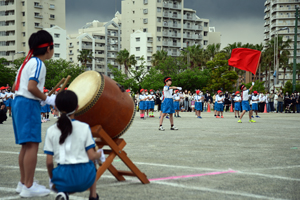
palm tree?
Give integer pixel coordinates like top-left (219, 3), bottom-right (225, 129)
top-left (77, 50), bottom-right (94, 68)
top-left (151, 50), bottom-right (168, 67)
top-left (115, 49), bottom-right (136, 75)
top-left (206, 43), bottom-right (221, 60)
top-left (180, 45), bottom-right (208, 69)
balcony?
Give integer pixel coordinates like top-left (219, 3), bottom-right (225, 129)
top-left (264, 28), bottom-right (270, 33)
top-left (264, 14), bottom-right (270, 20)
top-left (147, 38), bottom-right (153, 43)
top-left (172, 43), bottom-right (180, 47)
top-left (171, 33), bottom-right (180, 38)
top-left (69, 45), bottom-right (74, 48)
top-left (107, 46), bottom-right (116, 51)
top-left (163, 31), bottom-right (170, 37)
top-left (264, 21), bottom-right (270, 27)
top-left (34, 15), bottom-right (43, 19)
top-left (197, 34), bottom-right (203, 39)
top-left (265, 0), bottom-right (270, 6)
top-left (170, 14), bottom-right (181, 19)
top-left (107, 54), bottom-right (115, 58)
top-left (264, 36), bottom-right (269, 40)
top-left (163, 41), bottom-right (169, 46)
top-left (147, 48), bottom-right (153, 53)
top-left (34, 24), bottom-right (43, 29)
top-left (264, 7), bottom-right (270, 13)
top-left (69, 52), bottom-right (74, 55)
top-left (163, 12), bottom-right (171, 17)
top-left (196, 25), bottom-right (203, 30)
top-left (82, 44), bottom-right (93, 49)
top-left (34, 5), bottom-right (43, 9)
top-left (183, 24), bottom-right (195, 30)
top-left (172, 23), bottom-right (181, 28)
top-left (183, 15), bottom-right (195, 20)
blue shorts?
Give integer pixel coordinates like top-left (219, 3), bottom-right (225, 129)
top-left (234, 102), bottom-right (241, 111)
top-left (195, 102), bottom-right (203, 111)
top-left (139, 101), bottom-right (145, 110)
top-left (41, 105), bottom-right (47, 113)
top-left (214, 102), bottom-right (217, 110)
top-left (145, 101), bottom-right (150, 110)
top-left (12, 96), bottom-right (41, 144)
top-left (149, 101), bottom-right (155, 109)
top-left (161, 102), bottom-right (164, 111)
top-left (242, 101), bottom-right (251, 111)
top-left (252, 103), bottom-right (258, 111)
top-left (52, 160), bottom-right (96, 193)
top-left (216, 103), bottom-right (224, 112)
top-left (162, 98), bottom-right (175, 114)
top-left (4, 99), bottom-right (12, 107)
top-left (173, 101), bottom-right (180, 111)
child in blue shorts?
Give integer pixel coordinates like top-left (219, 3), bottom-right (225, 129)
top-left (12, 30), bottom-right (56, 197)
top-left (234, 91), bottom-right (242, 118)
top-left (194, 90), bottom-right (204, 119)
top-left (238, 82), bottom-right (256, 123)
top-left (44, 90), bottom-right (102, 200)
top-left (216, 90), bottom-right (225, 118)
top-left (251, 91), bottom-right (260, 118)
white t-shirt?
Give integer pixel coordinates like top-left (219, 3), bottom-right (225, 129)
top-left (252, 96), bottom-right (259, 103)
top-left (163, 86), bottom-right (173, 99)
top-left (149, 94), bottom-right (155, 101)
top-left (0, 92), bottom-right (7, 101)
top-left (44, 120), bottom-right (95, 165)
top-left (194, 95), bottom-right (203, 102)
top-left (139, 94), bottom-right (147, 101)
top-left (259, 95), bottom-right (266, 103)
top-left (242, 90), bottom-right (249, 101)
top-left (234, 96), bottom-right (241, 102)
top-left (6, 92), bottom-right (13, 99)
top-left (173, 94), bottom-right (180, 101)
top-left (15, 57), bottom-right (46, 100)
top-left (216, 95), bottom-right (224, 104)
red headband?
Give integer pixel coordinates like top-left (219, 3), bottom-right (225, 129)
top-left (165, 78), bottom-right (171, 83)
top-left (241, 85), bottom-right (245, 90)
top-left (15, 42), bottom-right (53, 91)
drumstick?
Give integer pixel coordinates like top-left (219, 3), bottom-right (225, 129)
top-left (59, 75), bottom-right (71, 93)
top-left (48, 78), bottom-right (65, 96)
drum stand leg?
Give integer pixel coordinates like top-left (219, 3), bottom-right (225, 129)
top-left (91, 125), bottom-right (150, 184)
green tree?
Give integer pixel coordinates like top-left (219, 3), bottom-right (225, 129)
top-left (115, 49), bottom-right (136, 75)
top-left (0, 58), bottom-right (16, 86)
top-left (180, 45), bottom-right (208, 69)
top-left (151, 50), bottom-right (168, 67)
top-left (155, 56), bottom-right (187, 76)
top-left (283, 80), bottom-right (293, 94)
top-left (205, 53), bottom-right (238, 92)
top-left (206, 43), bottom-right (221, 60)
top-left (77, 50), bottom-right (94, 68)
top-left (242, 80), bottom-right (265, 93)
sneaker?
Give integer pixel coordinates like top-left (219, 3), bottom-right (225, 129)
top-left (19, 183), bottom-right (50, 197)
top-left (235, 116), bottom-right (237, 118)
top-left (166, 116), bottom-right (169, 119)
top-left (174, 115), bottom-right (177, 118)
top-left (238, 116), bottom-right (240, 118)
top-left (159, 116), bottom-right (161, 119)
top-left (214, 114), bottom-right (216, 117)
top-left (16, 181), bottom-right (23, 193)
top-left (221, 116), bottom-right (224, 118)
top-left (159, 126), bottom-right (165, 131)
top-left (46, 118), bottom-right (50, 121)
top-left (237, 119), bottom-right (242, 123)
top-left (170, 126), bottom-right (178, 130)
top-left (255, 116), bottom-right (260, 118)
top-left (177, 115), bottom-right (181, 118)
top-left (55, 192), bottom-right (69, 200)
top-left (251, 116), bottom-right (254, 118)
top-left (216, 116), bottom-right (220, 118)
top-left (249, 119), bottom-right (256, 123)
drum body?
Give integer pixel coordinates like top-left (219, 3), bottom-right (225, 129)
top-left (68, 71), bottom-right (135, 139)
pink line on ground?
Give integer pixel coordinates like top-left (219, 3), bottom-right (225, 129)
top-left (149, 170), bottom-right (237, 182)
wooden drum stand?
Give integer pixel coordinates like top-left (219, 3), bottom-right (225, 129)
top-left (90, 125), bottom-right (150, 184)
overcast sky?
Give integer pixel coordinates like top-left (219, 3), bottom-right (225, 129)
top-left (66, 0), bottom-right (265, 49)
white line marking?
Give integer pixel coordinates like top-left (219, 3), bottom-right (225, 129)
top-left (252, 165), bottom-right (300, 171)
top-left (154, 181), bottom-right (288, 200)
top-left (0, 196), bottom-right (20, 200)
top-left (238, 171), bottom-right (300, 181)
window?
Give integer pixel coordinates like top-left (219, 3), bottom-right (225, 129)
top-left (54, 43), bottom-right (60, 48)
top-left (22, 22), bottom-right (25, 26)
top-left (133, 11), bottom-right (135, 14)
top-left (54, 53), bottom-right (60, 58)
top-left (143, 9), bottom-right (148, 14)
top-left (157, 7), bottom-right (161, 13)
top-left (157, 46), bottom-right (161, 50)
top-left (204, 40), bottom-right (208, 45)
top-left (22, 32), bottom-right (25, 37)
top-left (144, 0), bottom-right (148, 4)
top-left (204, 31), bottom-right (208, 36)
top-left (157, 37), bottom-right (161, 41)
top-left (22, 12), bottom-right (25, 16)
top-left (133, 20), bottom-right (135, 23)
top-left (143, 18), bottom-right (148, 24)
top-left (204, 22), bottom-right (208, 27)
top-left (50, 24), bottom-right (55, 28)
top-left (157, 0), bottom-right (161, 2)
top-left (136, 47), bottom-right (140, 51)
top-left (22, 1), bottom-right (25, 6)
top-left (157, 27), bottom-right (161, 32)
top-left (143, 28), bottom-right (148, 32)
top-left (136, 37), bottom-right (140, 42)
top-left (147, 56), bottom-right (151, 61)
top-left (54, 33), bottom-right (60, 38)
top-left (133, 1), bottom-right (135, 4)
top-left (49, 4), bottom-right (55, 9)
top-left (50, 14), bottom-right (55, 19)
top-left (157, 17), bottom-right (161, 22)
top-left (136, 56), bottom-right (140, 60)
top-left (34, 23), bottom-right (40, 27)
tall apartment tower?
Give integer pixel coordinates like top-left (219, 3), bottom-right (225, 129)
top-left (67, 13), bottom-right (121, 77)
top-left (0, 0), bottom-right (65, 62)
top-left (264, 0), bottom-right (300, 64)
top-left (122, 0), bottom-right (213, 68)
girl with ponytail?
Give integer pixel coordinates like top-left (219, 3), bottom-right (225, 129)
top-left (44, 90), bottom-right (103, 200)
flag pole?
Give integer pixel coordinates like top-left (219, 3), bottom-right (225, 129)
top-left (253, 51), bottom-right (262, 80)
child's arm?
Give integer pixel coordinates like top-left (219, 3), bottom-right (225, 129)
top-left (46, 155), bottom-right (54, 179)
top-left (28, 80), bottom-right (47, 100)
top-left (87, 148), bottom-right (102, 161)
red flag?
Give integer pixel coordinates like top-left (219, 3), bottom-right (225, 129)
top-left (228, 48), bottom-right (261, 75)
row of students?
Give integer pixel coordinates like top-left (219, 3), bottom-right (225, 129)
top-left (139, 89), bottom-right (156, 119)
top-left (0, 87), bottom-right (14, 117)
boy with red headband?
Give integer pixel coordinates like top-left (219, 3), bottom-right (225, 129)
top-left (139, 89), bottom-right (147, 119)
top-left (251, 91), bottom-right (260, 118)
top-left (238, 82), bottom-right (256, 123)
top-left (159, 77), bottom-right (181, 131)
top-left (149, 89), bottom-right (155, 117)
top-left (194, 90), bottom-right (204, 118)
top-left (173, 90), bottom-right (181, 118)
top-left (234, 91), bottom-right (242, 118)
top-left (11, 30), bottom-right (56, 197)
top-left (216, 90), bottom-right (225, 118)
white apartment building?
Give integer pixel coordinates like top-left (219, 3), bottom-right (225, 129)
top-left (122, 0), bottom-right (220, 69)
top-left (43, 26), bottom-right (67, 60)
top-left (264, 0), bottom-right (300, 87)
top-left (208, 27), bottom-right (221, 45)
top-left (0, 0), bottom-right (65, 61)
top-left (67, 12), bottom-right (121, 77)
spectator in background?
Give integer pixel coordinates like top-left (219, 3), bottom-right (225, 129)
top-left (296, 91), bottom-right (300, 113)
top-left (258, 92), bottom-right (266, 112)
top-left (274, 91), bottom-right (278, 112)
top-left (277, 91), bottom-right (284, 113)
top-left (183, 90), bottom-right (189, 112)
top-left (266, 92), bottom-right (270, 112)
top-left (290, 93), bottom-right (296, 113)
top-left (284, 92), bottom-right (290, 113)
top-left (179, 90), bottom-right (184, 109)
top-left (0, 102), bottom-right (7, 124)
top-left (224, 91), bottom-right (231, 112)
top-left (269, 90), bottom-right (275, 112)
top-left (155, 90), bottom-right (161, 112)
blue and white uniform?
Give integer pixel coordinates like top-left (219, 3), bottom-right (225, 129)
top-left (149, 93), bottom-right (155, 109)
top-left (251, 95), bottom-right (259, 111)
top-left (194, 94), bottom-right (204, 111)
top-left (12, 57), bottom-right (46, 144)
top-left (139, 94), bottom-right (147, 110)
top-left (44, 119), bottom-right (96, 193)
top-left (242, 89), bottom-right (251, 111)
top-left (145, 93), bottom-right (150, 110)
top-left (162, 86), bottom-right (174, 114)
top-left (216, 95), bottom-right (224, 112)
top-left (0, 91), bottom-right (7, 105)
top-left (234, 96), bottom-right (241, 111)
top-left (173, 94), bottom-right (180, 111)
top-left (5, 91), bottom-right (13, 107)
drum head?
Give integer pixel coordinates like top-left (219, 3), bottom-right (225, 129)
top-left (68, 71), bottom-right (103, 115)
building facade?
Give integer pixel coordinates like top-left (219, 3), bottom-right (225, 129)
top-left (43, 26), bottom-right (67, 60)
top-left (121, 0), bottom-right (220, 69)
top-left (0, 0), bottom-right (65, 61)
top-left (66, 13), bottom-right (121, 77)
top-left (264, 0), bottom-right (300, 87)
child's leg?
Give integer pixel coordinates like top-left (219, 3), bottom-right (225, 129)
top-left (23, 142), bottom-right (39, 188)
top-left (220, 111), bottom-right (223, 116)
top-left (240, 110), bottom-right (246, 119)
top-left (199, 111), bottom-right (201, 116)
top-left (169, 114), bottom-right (174, 125)
top-left (159, 113), bottom-right (166, 125)
top-left (249, 110), bottom-right (253, 120)
top-left (19, 145), bottom-right (27, 184)
top-left (237, 111), bottom-right (239, 116)
top-left (89, 177), bottom-right (98, 199)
